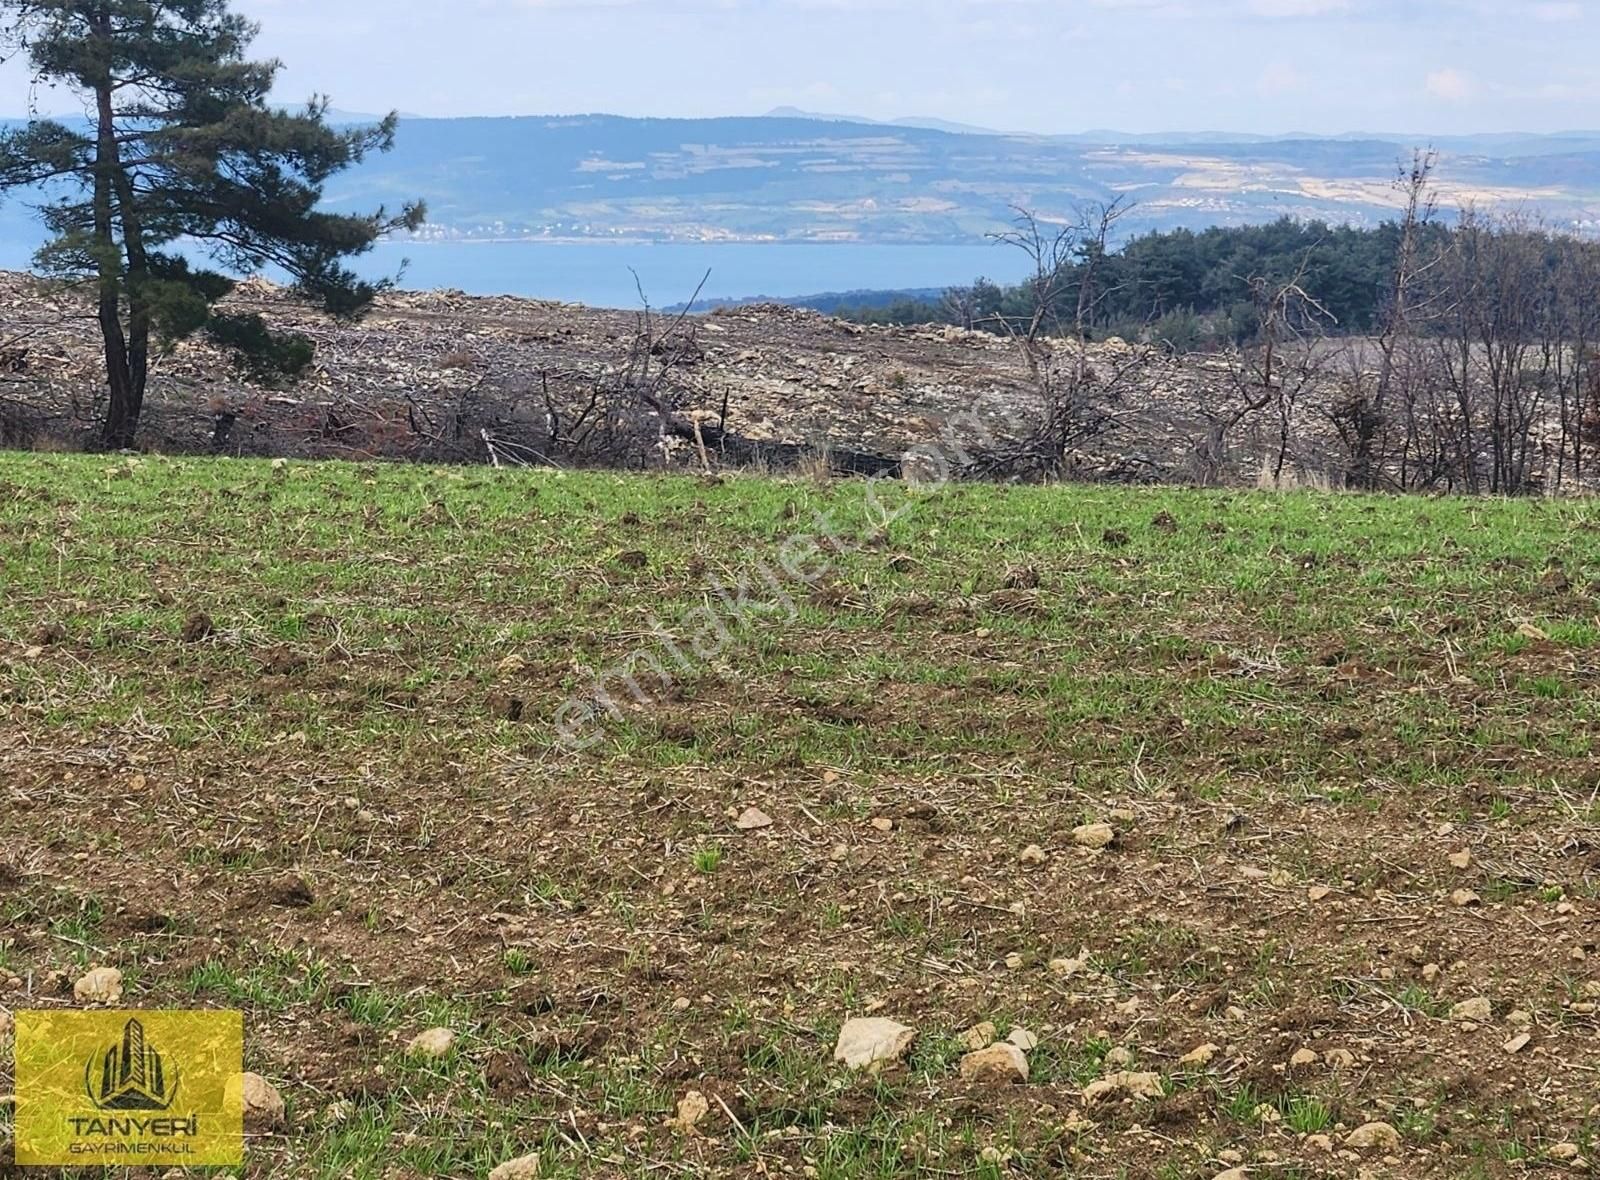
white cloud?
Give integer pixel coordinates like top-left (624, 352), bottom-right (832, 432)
top-left (1258, 62), bottom-right (1306, 95)
top-left (1533, 2), bottom-right (1583, 20)
top-left (1246, 0), bottom-right (1350, 15)
top-left (1425, 67), bottom-right (1473, 102)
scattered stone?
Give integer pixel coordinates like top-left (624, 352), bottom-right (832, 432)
top-left (1082, 1071), bottom-right (1164, 1104)
top-left (1422, 962), bottom-right (1441, 981)
top-left (959, 1043), bottom-right (1029, 1084)
top-left (1551, 1144), bottom-right (1581, 1162)
top-left (1179, 1043), bottom-right (1219, 1067)
top-left (1306, 1134), bottom-right (1333, 1152)
top-left (1450, 996), bottom-right (1493, 1023)
top-left (959, 1021), bottom-right (998, 1052)
top-left (1073, 822), bottom-right (1116, 850)
top-left (1103, 1046), bottom-right (1135, 1069)
top-left (1019, 844), bottom-right (1048, 866)
top-left (1007, 1027), bottom-right (1039, 1051)
top-left (1325, 1048), bottom-right (1355, 1069)
top-left (1504, 1033), bottom-right (1532, 1054)
top-left (407, 1027), bottom-right (457, 1059)
top-left (1517, 622), bottom-right (1551, 641)
top-left (1307, 885), bottom-right (1332, 902)
top-left (1213, 1170), bottom-right (1249, 1180)
top-left (833, 1018), bottom-right (916, 1071)
top-left (488, 1153), bottom-right (543, 1180)
top-left (667, 1090), bottom-right (710, 1134)
top-left (1048, 952), bottom-right (1092, 978)
top-left (1508, 1009), bottom-right (1534, 1028)
top-left (1289, 1047), bottom-right (1320, 1069)
top-left (1345, 1122), bottom-right (1401, 1151)
top-left (870, 817), bottom-right (894, 832)
top-left (1004, 952), bottom-right (1024, 970)
top-left (1449, 849), bottom-right (1472, 869)
top-left (1451, 888), bottom-right (1482, 908)
top-left (236, 1072), bottom-right (286, 1133)
top-left (735, 807), bottom-right (773, 831)
top-left (73, 966), bottom-right (123, 1005)
top-left (496, 653), bottom-right (529, 676)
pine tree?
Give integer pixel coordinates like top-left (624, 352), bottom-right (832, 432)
top-left (0, 0), bottom-right (424, 447)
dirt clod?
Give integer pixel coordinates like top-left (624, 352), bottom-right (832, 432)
top-left (268, 872), bottom-right (315, 908)
top-left (180, 612), bottom-right (215, 642)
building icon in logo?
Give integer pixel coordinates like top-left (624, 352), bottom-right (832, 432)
top-left (84, 1018), bottom-right (181, 1111)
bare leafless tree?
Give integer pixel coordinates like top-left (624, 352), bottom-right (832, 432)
top-left (964, 201), bottom-right (1147, 479)
top-left (1195, 253), bottom-right (1337, 485)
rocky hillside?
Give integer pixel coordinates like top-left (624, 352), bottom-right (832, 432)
top-left (0, 271), bottom-right (1351, 486)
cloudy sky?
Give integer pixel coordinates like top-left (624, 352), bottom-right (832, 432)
top-left (3, 0), bottom-right (1597, 134)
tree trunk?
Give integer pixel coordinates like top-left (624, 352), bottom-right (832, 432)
top-left (90, 12), bottom-right (144, 449)
top-left (93, 78), bottom-right (136, 448)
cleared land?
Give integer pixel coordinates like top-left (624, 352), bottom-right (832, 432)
top-left (2, 455), bottom-right (1600, 1178)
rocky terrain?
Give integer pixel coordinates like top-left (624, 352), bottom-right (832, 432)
top-left (2, 456), bottom-right (1599, 1178)
top-left (0, 271), bottom-right (1335, 486)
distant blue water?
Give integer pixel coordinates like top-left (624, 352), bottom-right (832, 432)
top-left (358, 240), bottom-right (1028, 307)
top-left (0, 232), bottom-right (1027, 307)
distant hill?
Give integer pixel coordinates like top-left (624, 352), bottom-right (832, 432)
top-left (5, 113), bottom-right (1600, 261)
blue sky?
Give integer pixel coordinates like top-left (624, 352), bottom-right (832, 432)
top-left (4, 0), bottom-right (1597, 134)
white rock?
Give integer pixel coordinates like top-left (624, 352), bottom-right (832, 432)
top-left (1048, 952), bottom-right (1092, 978)
top-left (667, 1090), bottom-right (709, 1134)
top-left (1073, 822), bottom-right (1116, 850)
top-left (1007, 1027), bottom-right (1039, 1052)
top-left (1179, 1042), bottom-right (1219, 1067)
top-left (1450, 996), bottom-right (1493, 1023)
top-left (407, 1027), bottom-right (457, 1058)
top-left (489, 1153), bottom-right (543, 1180)
top-left (959, 1043), bottom-right (1029, 1084)
top-left (1289, 1048), bottom-right (1320, 1068)
top-left (959, 1021), bottom-right (997, 1051)
top-left (73, 967), bottom-right (123, 1005)
top-left (735, 807), bottom-right (773, 831)
top-left (1504, 1033), bottom-right (1531, 1054)
top-left (1082, 1071), bottom-right (1164, 1104)
top-left (833, 1018), bottom-right (916, 1071)
top-left (1345, 1121), bottom-right (1401, 1150)
top-left (233, 1072), bottom-right (286, 1133)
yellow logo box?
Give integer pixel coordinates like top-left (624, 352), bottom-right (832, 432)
top-left (13, 1009), bottom-right (245, 1167)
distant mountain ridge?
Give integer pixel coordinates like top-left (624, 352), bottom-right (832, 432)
top-left (5, 112), bottom-right (1600, 260)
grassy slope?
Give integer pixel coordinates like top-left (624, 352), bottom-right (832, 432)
top-left (2, 454), bottom-right (1599, 1178)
